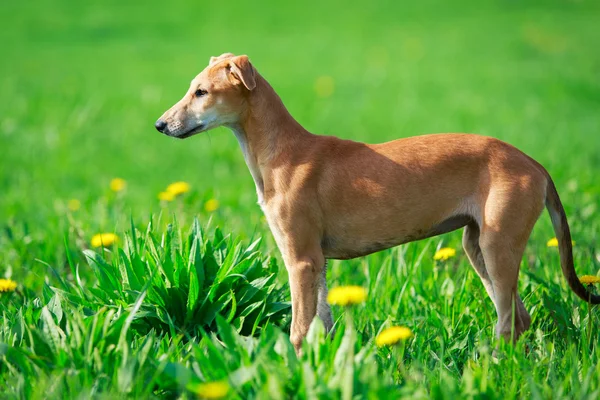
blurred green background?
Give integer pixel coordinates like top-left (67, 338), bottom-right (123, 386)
top-left (1, 1), bottom-right (600, 397)
top-left (1, 0), bottom-right (599, 274)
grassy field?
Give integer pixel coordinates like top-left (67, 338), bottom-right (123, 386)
top-left (1, 0), bottom-right (600, 398)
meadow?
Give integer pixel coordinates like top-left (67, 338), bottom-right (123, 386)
top-left (1, 0), bottom-right (600, 398)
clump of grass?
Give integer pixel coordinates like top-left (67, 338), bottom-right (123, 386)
top-left (81, 218), bottom-right (290, 337)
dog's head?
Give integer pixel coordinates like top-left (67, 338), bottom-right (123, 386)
top-left (155, 53), bottom-right (256, 138)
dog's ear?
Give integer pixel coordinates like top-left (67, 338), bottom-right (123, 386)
top-left (209, 53), bottom-right (235, 66)
top-left (227, 55), bottom-right (256, 91)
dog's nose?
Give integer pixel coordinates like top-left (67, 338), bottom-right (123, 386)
top-left (155, 119), bottom-right (167, 132)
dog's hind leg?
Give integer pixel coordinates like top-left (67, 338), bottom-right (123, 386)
top-left (464, 222), bottom-right (531, 342)
top-left (480, 236), bottom-right (531, 342)
top-left (478, 186), bottom-right (543, 342)
top-left (316, 261), bottom-right (333, 333)
top-left (463, 223), bottom-right (496, 306)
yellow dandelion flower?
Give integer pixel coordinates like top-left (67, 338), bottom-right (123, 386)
top-left (91, 233), bottom-right (119, 248)
top-left (110, 178), bottom-right (126, 192)
top-left (375, 326), bottom-right (413, 347)
top-left (327, 285), bottom-right (367, 306)
top-left (158, 191), bottom-right (175, 202)
top-left (579, 275), bottom-right (600, 285)
top-left (0, 278), bottom-right (17, 293)
top-left (547, 237), bottom-right (575, 247)
top-left (67, 199), bottom-right (81, 211)
top-left (192, 381), bottom-right (229, 399)
top-left (204, 199), bottom-right (220, 212)
top-left (314, 76), bottom-right (335, 98)
top-left (166, 181), bottom-right (191, 196)
top-left (434, 247), bottom-right (456, 261)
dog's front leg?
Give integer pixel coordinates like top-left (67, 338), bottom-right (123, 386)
top-left (286, 252), bottom-right (326, 354)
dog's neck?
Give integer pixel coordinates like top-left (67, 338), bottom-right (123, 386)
top-left (227, 74), bottom-right (310, 206)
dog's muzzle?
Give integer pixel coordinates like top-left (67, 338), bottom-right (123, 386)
top-left (154, 118), bottom-right (205, 139)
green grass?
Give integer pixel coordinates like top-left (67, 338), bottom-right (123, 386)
top-left (1, 0), bottom-right (600, 398)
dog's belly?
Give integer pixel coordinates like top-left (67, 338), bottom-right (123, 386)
top-left (321, 214), bottom-right (472, 260)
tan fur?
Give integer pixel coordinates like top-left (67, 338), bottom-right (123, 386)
top-left (156, 53), bottom-right (599, 354)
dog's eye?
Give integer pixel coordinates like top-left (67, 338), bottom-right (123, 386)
top-left (194, 89), bottom-right (207, 97)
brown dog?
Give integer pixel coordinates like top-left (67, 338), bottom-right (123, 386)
top-left (156, 53), bottom-right (599, 353)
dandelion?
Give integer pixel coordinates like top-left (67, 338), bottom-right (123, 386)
top-left (376, 326), bottom-right (413, 347)
top-left (67, 199), bottom-right (81, 211)
top-left (204, 199), bottom-right (220, 212)
top-left (166, 181), bottom-right (191, 196)
top-left (314, 76), bottom-right (335, 98)
top-left (0, 278), bottom-right (17, 293)
top-left (327, 285), bottom-right (367, 306)
top-left (547, 237), bottom-right (575, 247)
top-left (91, 233), bottom-right (119, 248)
top-left (579, 275), bottom-right (600, 285)
top-left (110, 178), bottom-right (126, 192)
top-left (434, 247), bottom-right (456, 261)
top-left (158, 191), bottom-right (175, 202)
top-left (192, 381), bottom-right (229, 399)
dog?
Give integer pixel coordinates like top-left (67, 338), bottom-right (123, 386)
top-left (156, 53), bottom-right (599, 353)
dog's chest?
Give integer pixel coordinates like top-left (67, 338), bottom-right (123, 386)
top-left (232, 126), bottom-right (265, 205)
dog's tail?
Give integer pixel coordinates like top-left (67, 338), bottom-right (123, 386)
top-left (545, 177), bottom-right (600, 304)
